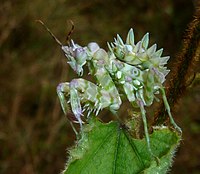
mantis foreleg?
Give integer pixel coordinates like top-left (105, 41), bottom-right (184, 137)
top-left (57, 82), bottom-right (79, 135)
top-left (57, 78), bottom-right (122, 128)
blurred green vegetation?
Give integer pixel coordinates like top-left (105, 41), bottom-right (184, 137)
top-left (0, 0), bottom-right (199, 173)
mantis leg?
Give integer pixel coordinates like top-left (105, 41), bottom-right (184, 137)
top-left (122, 84), bottom-right (151, 153)
top-left (57, 82), bottom-right (79, 136)
top-left (57, 82), bottom-right (83, 125)
top-left (137, 100), bottom-right (152, 154)
top-left (123, 85), bottom-right (159, 162)
top-left (57, 82), bottom-right (70, 115)
top-left (57, 78), bottom-right (122, 127)
top-left (160, 87), bottom-right (182, 134)
top-left (57, 80), bottom-right (88, 129)
top-left (138, 99), bottom-right (159, 164)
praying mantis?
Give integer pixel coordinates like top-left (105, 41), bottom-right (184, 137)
top-left (38, 20), bottom-right (181, 160)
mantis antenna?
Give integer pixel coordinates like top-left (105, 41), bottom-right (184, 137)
top-left (36, 19), bottom-right (63, 46)
top-left (66, 20), bottom-right (74, 44)
top-left (36, 19), bottom-right (79, 136)
top-left (36, 19), bottom-right (75, 46)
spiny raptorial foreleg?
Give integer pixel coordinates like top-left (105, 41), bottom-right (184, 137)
top-left (57, 82), bottom-right (79, 135)
top-left (60, 78), bottom-right (122, 125)
top-left (57, 80), bottom-right (85, 128)
top-left (57, 82), bottom-right (70, 115)
top-left (57, 82), bottom-right (82, 125)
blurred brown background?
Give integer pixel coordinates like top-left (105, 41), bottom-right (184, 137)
top-left (0, 0), bottom-right (200, 173)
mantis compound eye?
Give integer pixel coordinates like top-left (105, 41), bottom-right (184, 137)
top-left (62, 41), bottom-right (88, 76)
top-left (72, 48), bottom-right (88, 76)
top-left (74, 47), bottom-right (87, 63)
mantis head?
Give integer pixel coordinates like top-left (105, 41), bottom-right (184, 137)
top-left (36, 20), bottom-right (88, 76)
top-left (62, 40), bottom-right (88, 76)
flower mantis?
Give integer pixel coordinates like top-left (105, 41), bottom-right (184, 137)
top-left (38, 20), bottom-right (181, 160)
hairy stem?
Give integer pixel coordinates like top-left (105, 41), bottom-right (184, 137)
top-left (154, 7), bottom-right (200, 125)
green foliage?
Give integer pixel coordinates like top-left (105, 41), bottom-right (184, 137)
top-left (64, 117), bottom-right (180, 174)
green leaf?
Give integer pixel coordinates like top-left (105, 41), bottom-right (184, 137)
top-left (63, 118), bottom-right (180, 174)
